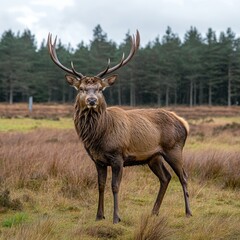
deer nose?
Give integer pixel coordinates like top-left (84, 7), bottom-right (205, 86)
top-left (86, 97), bottom-right (97, 106)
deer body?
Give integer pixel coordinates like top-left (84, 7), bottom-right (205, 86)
top-left (47, 31), bottom-right (192, 224)
top-left (75, 105), bottom-right (188, 165)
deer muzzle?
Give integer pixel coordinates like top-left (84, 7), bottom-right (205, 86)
top-left (86, 97), bottom-right (98, 108)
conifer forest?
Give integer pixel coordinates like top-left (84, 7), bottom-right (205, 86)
top-left (1, 24), bottom-right (240, 106)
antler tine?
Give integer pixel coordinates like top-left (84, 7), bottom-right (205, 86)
top-left (71, 62), bottom-right (84, 78)
top-left (96, 58), bottom-right (111, 78)
top-left (97, 53), bottom-right (125, 78)
top-left (96, 30), bottom-right (140, 77)
top-left (47, 33), bottom-right (84, 79)
top-left (121, 34), bottom-right (136, 65)
top-left (135, 30), bottom-right (140, 49)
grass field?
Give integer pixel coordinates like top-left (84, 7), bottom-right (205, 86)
top-left (0, 104), bottom-right (240, 239)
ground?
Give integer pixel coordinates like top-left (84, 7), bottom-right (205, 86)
top-left (0, 104), bottom-right (239, 239)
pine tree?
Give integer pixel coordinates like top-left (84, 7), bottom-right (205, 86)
top-left (182, 27), bottom-right (204, 107)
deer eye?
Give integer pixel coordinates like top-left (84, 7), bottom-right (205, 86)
top-left (79, 87), bottom-right (84, 92)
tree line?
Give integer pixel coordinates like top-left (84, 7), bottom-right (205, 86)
top-left (0, 24), bottom-right (240, 106)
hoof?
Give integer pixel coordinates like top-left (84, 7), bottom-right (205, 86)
top-left (113, 217), bottom-right (121, 224)
top-left (151, 211), bottom-right (159, 216)
top-left (96, 215), bottom-right (105, 221)
top-left (186, 212), bottom-right (193, 218)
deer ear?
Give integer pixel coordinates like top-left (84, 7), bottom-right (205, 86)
top-left (102, 74), bottom-right (118, 88)
top-left (65, 75), bottom-right (81, 90)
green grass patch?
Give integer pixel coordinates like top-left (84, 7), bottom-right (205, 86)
top-left (2, 212), bottom-right (28, 228)
top-left (0, 118), bottom-right (74, 132)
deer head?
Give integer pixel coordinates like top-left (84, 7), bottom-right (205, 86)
top-left (47, 31), bottom-right (140, 109)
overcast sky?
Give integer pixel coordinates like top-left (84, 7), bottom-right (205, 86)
top-left (1, 0), bottom-right (240, 48)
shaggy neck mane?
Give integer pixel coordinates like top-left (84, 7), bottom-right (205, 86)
top-left (74, 100), bottom-right (107, 152)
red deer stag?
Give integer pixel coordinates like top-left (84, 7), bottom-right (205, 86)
top-left (47, 31), bottom-right (192, 224)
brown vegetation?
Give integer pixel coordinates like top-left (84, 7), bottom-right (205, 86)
top-left (0, 103), bottom-right (73, 119)
top-left (185, 149), bottom-right (240, 189)
top-left (0, 129), bottom-right (96, 192)
top-left (0, 105), bottom-right (240, 239)
top-left (0, 103), bottom-right (240, 119)
top-left (134, 214), bottom-right (171, 240)
top-left (0, 190), bottom-right (23, 212)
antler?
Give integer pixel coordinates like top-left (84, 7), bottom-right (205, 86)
top-left (96, 30), bottom-right (140, 78)
top-left (48, 31), bottom-right (140, 79)
top-left (47, 33), bottom-right (84, 79)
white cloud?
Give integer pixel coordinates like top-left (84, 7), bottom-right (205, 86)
top-left (30, 0), bottom-right (75, 11)
top-left (8, 6), bottom-right (46, 29)
top-left (1, 0), bottom-right (240, 48)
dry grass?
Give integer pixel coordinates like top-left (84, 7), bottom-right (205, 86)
top-left (185, 116), bottom-right (240, 189)
top-left (0, 105), bottom-right (240, 239)
top-left (0, 103), bottom-right (73, 119)
top-left (1, 217), bottom-right (56, 240)
top-left (0, 129), bottom-right (96, 192)
top-left (185, 149), bottom-right (240, 189)
top-left (0, 189), bottom-right (23, 212)
top-left (0, 103), bottom-right (240, 119)
top-left (134, 213), bottom-right (172, 240)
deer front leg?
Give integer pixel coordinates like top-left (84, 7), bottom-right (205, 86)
top-left (95, 163), bottom-right (107, 221)
top-left (111, 159), bottom-right (123, 224)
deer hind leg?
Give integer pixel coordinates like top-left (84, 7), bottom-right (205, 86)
top-left (163, 148), bottom-right (192, 217)
top-left (148, 155), bottom-right (172, 215)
